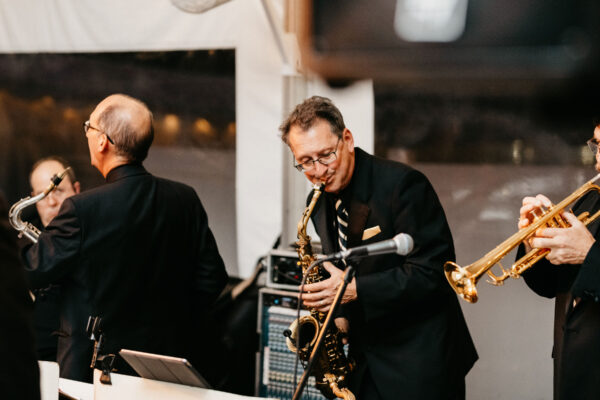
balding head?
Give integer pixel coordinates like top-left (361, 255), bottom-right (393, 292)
top-left (93, 94), bottom-right (154, 163)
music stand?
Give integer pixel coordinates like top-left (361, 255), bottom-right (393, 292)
top-left (118, 349), bottom-right (211, 389)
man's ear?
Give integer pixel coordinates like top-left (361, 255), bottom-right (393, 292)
top-left (97, 134), bottom-right (111, 153)
top-left (343, 128), bottom-right (355, 153)
top-left (73, 181), bottom-right (81, 194)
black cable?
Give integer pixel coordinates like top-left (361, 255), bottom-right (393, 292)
top-left (291, 256), bottom-right (337, 391)
top-left (292, 259), bottom-right (319, 394)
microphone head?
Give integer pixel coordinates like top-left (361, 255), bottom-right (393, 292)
top-left (393, 233), bottom-right (414, 255)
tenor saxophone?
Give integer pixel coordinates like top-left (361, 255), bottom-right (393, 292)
top-left (8, 167), bottom-right (71, 243)
top-left (285, 183), bottom-right (355, 400)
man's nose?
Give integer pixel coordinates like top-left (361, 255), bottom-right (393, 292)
top-left (46, 192), bottom-right (58, 205)
top-left (312, 161), bottom-right (328, 178)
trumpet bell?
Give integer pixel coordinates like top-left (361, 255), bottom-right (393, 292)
top-left (444, 261), bottom-right (478, 303)
top-left (444, 173), bottom-right (600, 303)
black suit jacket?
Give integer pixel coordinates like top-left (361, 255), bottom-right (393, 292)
top-left (24, 164), bottom-right (228, 384)
top-left (0, 192), bottom-right (40, 400)
top-left (310, 148), bottom-right (477, 400)
top-left (522, 189), bottom-right (600, 400)
top-left (17, 218), bottom-right (61, 362)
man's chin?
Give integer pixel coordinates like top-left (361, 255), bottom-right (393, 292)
top-left (323, 183), bottom-right (340, 194)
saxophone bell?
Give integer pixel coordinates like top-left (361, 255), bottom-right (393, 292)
top-left (285, 314), bottom-right (319, 357)
top-left (8, 167), bottom-right (72, 243)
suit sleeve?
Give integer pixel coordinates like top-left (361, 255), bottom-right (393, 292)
top-left (356, 169), bottom-right (456, 321)
top-left (23, 198), bottom-right (81, 289)
top-left (519, 244), bottom-right (560, 299)
top-left (571, 241), bottom-right (600, 300)
top-left (193, 196), bottom-right (228, 308)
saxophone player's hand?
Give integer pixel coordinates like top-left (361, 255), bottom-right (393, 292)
top-left (301, 262), bottom-right (357, 313)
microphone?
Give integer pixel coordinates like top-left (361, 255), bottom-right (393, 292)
top-left (330, 233), bottom-right (414, 260)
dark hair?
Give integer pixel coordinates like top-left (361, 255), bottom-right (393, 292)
top-left (97, 95), bottom-right (154, 163)
top-left (279, 96), bottom-right (345, 144)
top-left (29, 155), bottom-right (77, 184)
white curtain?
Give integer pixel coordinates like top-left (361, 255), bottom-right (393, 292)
top-left (0, 0), bottom-right (373, 277)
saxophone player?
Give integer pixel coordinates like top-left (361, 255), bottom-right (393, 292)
top-left (30, 157), bottom-right (81, 228)
top-left (280, 96), bottom-right (477, 400)
top-left (27, 157), bottom-right (80, 368)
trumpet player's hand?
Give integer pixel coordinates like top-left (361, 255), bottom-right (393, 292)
top-left (530, 212), bottom-right (595, 265)
top-left (518, 194), bottom-right (553, 252)
top-left (300, 261), bottom-right (357, 313)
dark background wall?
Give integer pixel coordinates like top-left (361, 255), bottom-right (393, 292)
top-left (0, 50), bottom-right (239, 276)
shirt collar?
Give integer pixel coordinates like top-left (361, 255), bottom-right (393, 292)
top-left (105, 162), bottom-right (147, 183)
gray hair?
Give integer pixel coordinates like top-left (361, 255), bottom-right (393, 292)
top-left (279, 96), bottom-right (345, 145)
top-left (97, 94), bottom-right (154, 163)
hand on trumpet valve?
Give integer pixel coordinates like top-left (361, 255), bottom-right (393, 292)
top-left (519, 194), bottom-right (552, 228)
top-left (518, 194), bottom-right (553, 251)
top-left (529, 212), bottom-right (595, 265)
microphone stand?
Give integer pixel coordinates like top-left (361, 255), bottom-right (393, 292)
top-left (291, 258), bottom-right (355, 400)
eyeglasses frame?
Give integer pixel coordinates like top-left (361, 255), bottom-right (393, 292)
top-left (587, 138), bottom-right (599, 155)
top-left (293, 137), bottom-right (342, 172)
top-left (83, 120), bottom-right (114, 145)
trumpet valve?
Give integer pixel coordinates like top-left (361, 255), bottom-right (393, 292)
top-left (485, 262), bottom-right (509, 286)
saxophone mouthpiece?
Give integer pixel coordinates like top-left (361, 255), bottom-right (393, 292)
top-left (44, 167), bottom-right (72, 195)
top-left (54, 166), bottom-right (72, 184)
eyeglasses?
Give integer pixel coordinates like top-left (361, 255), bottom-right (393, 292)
top-left (587, 138), bottom-right (599, 155)
top-left (294, 138), bottom-right (341, 172)
top-left (83, 120), bottom-right (114, 145)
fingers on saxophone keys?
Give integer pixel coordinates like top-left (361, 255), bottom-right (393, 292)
top-left (302, 297), bottom-right (328, 310)
top-left (300, 292), bottom-right (321, 306)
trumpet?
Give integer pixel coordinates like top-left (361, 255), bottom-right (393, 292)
top-left (8, 167), bottom-right (71, 243)
top-left (445, 173), bottom-right (600, 303)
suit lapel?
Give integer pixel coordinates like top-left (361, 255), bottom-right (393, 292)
top-left (311, 194), bottom-right (336, 254)
top-left (347, 201), bottom-right (369, 248)
top-left (345, 148), bottom-right (373, 248)
top-left (564, 190), bottom-right (600, 322)
top-left (573, 190), bottom-right (600, 237)
top-left (584, 193), bottom-right (600, 237)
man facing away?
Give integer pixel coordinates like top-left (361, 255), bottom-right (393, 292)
top-left (280, 96), bottom-right (477, 400)
top-left (22, 94), bottom-right (228, 384)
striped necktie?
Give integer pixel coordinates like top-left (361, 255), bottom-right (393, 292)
top-left (335, 198), bottom-right (348, 252)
